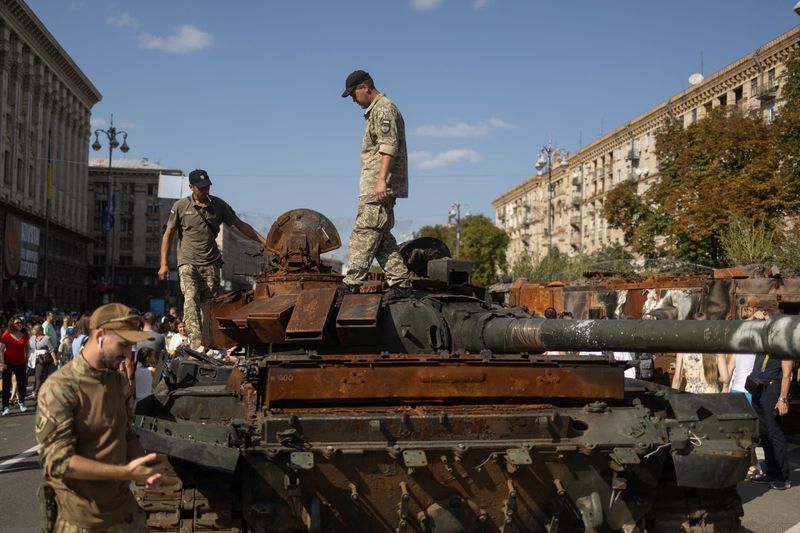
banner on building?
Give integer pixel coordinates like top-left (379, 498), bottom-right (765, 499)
top-left (4, 214), bottom-right (41, 279)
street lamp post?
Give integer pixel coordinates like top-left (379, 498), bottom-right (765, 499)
top-left (448, 203), bottom-right (468, 259)
top-left (91, 115), bottom-right (129, 299)
top-left (535, 143), bottom-right (555, 257)
top-left (535, 142), bottom-right (568, 258)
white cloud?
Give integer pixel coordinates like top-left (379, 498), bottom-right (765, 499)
top-left (472, 0), bottom-right (490, 8)
top-left (414, 117), bottom-right (517, 137)
top-left (106, 12), bottom-right (138, 28)
top-left (410, 149), bottom-right (482, 169)
top-left (90, 117), bottom-right (107, 129)
top-left (411, 0), bottom-right (446, 10)
top-left (137, 25), bottom-right (213, 54)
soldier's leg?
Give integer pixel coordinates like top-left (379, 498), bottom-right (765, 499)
top-left (195, 263), bottom-right (221, 350)
top-left (343, 203), bottom-right (384, 287)
top-left (178, 264), bottom-right (204, 350)
top-left (373, 201), bottom-right (410, 287)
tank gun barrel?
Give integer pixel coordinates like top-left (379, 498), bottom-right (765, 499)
top-left (479, 316), bottom-right (800, 358)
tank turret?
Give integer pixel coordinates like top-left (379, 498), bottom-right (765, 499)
top-left (136, 209), bottom-right (775, 533)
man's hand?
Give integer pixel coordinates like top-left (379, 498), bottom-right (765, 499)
top-left (158, 265), bottom-right (169, 281)
top-left (124, 453), bottom-right (163, 488)
top-left (374, 178), bottom-right (388, 204)
top-left (776, 398), bottom-right (789, 416)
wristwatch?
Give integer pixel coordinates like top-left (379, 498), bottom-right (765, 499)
top-left (779, 397), bottom-right (789, 404)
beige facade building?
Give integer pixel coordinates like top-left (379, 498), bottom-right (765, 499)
top-left (494, 27), bottom-right (800, 268)
top-left (0, 0), bottom-right (101, 310)
top-left (88, 158), bottom-right (180, 310)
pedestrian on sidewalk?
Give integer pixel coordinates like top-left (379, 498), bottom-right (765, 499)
top-left (30, 324), bottom-right (57, 397)
top-left (0, 317), bottom-right (30, 415)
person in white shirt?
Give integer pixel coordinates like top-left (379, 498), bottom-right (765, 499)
top-left (134, 348), bottom-right (157, 401)
top-left (167, 322), bottom-right (190, 356)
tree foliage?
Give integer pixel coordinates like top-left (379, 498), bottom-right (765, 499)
top-left (510, 245), bottom-right (636, 283)
top-left (416, 215), bottom-right (509, 286)
top-left (603, 48), bottom-right (800, 267)
top-left (719, 216), bottom-right (775, 266)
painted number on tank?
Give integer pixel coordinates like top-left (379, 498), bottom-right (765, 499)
top-left (275, 373), bottom-right (294, 382)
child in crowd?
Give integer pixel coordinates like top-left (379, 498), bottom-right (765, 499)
top-left (58, 326), bottom-right (75, 367)
top-left (134, 348), bottom-right (157, 401)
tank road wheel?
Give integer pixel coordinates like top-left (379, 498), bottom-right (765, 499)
top-left (645, 484), bottom-right (743, 532)
top-left (133, 456), bottom-right (244, 532)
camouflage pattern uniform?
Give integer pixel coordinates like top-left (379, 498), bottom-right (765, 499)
top-left (344, 93), bottom-right (410, 288)
top-left (167, 195), bottom-right (239, 349)
top-left (35, 355), bottom-right (145, 531)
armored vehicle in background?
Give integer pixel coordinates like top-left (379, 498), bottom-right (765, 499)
top-left (135, 209), bottom-right (800, 533)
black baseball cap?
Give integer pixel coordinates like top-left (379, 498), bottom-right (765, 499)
top-left (189, 169), bottom-right (212, 188)
top-left (341, 70), bottom-right (372, 97)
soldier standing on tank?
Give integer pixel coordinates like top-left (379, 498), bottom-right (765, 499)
top-left (35, 304), bottom-right (163, 532)
top-left (341, 70), bottom-right (411, 292)
top-left (158, 169), bottom-right (267, 351)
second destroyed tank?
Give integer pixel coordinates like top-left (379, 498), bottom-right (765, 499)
top-left (135, 208), bottom-right (800, 532)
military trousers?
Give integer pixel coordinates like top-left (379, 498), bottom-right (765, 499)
top-left (178, 262), bottom-right (221, 350)
top-left (53, 508), bottom-right (147, 532)
top-left (344, 200), bottom-right (409, 287)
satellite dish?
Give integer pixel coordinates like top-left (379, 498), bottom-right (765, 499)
top-left (688, 73), bottom-right (704, 85)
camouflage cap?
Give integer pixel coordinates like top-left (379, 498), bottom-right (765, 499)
top-left (342, 70), bottom-right (371, 97)
top-left (90, 303), bottom-right (154, 343)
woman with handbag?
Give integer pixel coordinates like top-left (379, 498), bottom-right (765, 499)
top-left (30, 324), bottom-right (57, 397)
top-left (747, 312), bottom-right (793, 490)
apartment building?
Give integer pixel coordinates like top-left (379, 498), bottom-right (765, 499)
top-left (0, 0), bottom-right (101, 310)
top-left (493, 27), bottom-right (800, 268)
top-left (88, 158), bottom-right (180, 310)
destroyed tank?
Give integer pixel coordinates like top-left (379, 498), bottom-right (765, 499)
top-left (134, 208), bottom-right (800, 533)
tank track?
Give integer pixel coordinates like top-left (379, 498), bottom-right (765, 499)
top-left (134, 456), bottom-right (242, 532)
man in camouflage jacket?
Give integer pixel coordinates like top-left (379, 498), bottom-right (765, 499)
top-left (35, 304), bottom-right (162, 532)
top-left (341, 70), bottom-right (410, 291)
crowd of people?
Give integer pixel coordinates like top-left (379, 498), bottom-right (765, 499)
top-left (0, 305), bottom-right (193, 415)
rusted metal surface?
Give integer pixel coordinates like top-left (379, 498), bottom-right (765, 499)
top-left (265, 364), bottom-right (624, 405)
top-left (285, 286), bottom-right (338, 341)
top-left (336, 293), bottom-right (382, 345)
top-left (265, 209), bottom-right (341, 275)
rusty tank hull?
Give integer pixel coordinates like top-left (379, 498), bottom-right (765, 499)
top-left (134, 209), bottom-right (776, 532)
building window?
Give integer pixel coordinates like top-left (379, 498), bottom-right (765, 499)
top-left (691, 108), bottom-right (698, 124)
top-left (768, 68), bottom-right (776, 89)
top-left (118, 255), bottom-right (133, 266)
top-left (145, 255), bottom-right (159, 267)
top-left (734, 86), bottom-right (743, 105)
top-left (146, 203), bottom-right (160, 215)
top-left (3, 150), bottom-right (10, 185)
top-left (147, 184), bottom-right (158, 196)
top-left (766, 103), bottom-right (776, 123)
top-left (120, 217), bottom-right (134, 233)
top-left (718, 94), bottom-right (727, 106)
top-left (93, 255), bottom-right (106, 266)
top-left (120, 237), bottom-right (133, 251)
top-left (145, 237), bottom-right (159, 252)
top-left (751, 77), bottom-right (758, 96)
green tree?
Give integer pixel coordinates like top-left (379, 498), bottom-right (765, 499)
top-left (719, 216), bottom-right (775, 266)
top-left (459, 215), bottom-right (510, 286)
top-left (415, 224), bottom-right (455, 253)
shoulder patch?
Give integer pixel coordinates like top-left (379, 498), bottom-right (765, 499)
top-left (380, 119), bottom-right (391, 134)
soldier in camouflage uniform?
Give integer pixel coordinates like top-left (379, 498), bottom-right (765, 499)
top-left (159, 169), bottom-right (267, 350)
top-left (35, 304), bottom-right (161, 532)
top-left (341, 70), bottom-right (411, 291)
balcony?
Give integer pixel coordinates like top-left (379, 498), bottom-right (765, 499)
top-left (625, 149), bottom-right (640, 162)
top-left (569, 215), bottom-right (581, 228)
top-left (755, 83), bottom-right (778, 101)
top-left (571, 194), bottom-right (582, 206)
top-left (571, 175), bottom-right (581, 186)
top-left (570, 233), bottom-right (582, 247)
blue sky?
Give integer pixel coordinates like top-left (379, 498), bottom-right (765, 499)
top-left (27, 0), bottom-right (800, 261)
